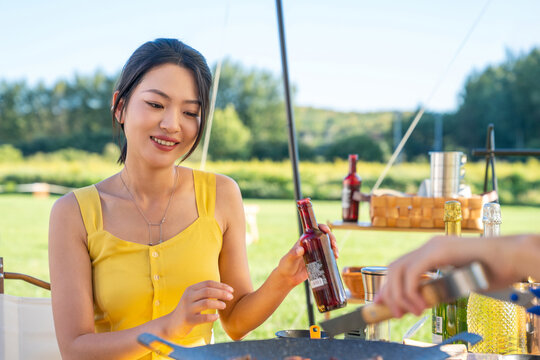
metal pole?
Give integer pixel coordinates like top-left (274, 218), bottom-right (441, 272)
top-left (275, 0), bottom-right (315, 326)
top-left (393, 112), bottom-right (402, 164)
top-left (434, 114), bottom-right (443, 151)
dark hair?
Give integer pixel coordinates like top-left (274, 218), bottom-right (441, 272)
top-left (112, 38), bottom-right (212, 164)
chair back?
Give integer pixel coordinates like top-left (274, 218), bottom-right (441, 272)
top-left (0, 257), bottom-right (61, 360)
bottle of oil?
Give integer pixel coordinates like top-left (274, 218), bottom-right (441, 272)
top-left (432, 200), bottom-right (465, 343)
top-left (467, 202), bottom-right (528, 354)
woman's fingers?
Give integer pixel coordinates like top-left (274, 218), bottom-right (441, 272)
top-left (189, 280), bottom-right (234, 294)
top-left (188, 285), bottom-right (234, 303)
top-left (190, 298), bottom-right (228, 313)
top-left (319, 224), bottom-right (339, 258)
top-left (192, 312), bottom-right (220, 324)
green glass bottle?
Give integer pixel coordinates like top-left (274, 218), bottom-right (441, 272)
top-left (432, 200), bottom-right (466, 343)
top-left (444, 201), bottom-right (468, 343)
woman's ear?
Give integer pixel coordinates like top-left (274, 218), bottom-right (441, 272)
top-left (111, 91), bottom-right (125, 124)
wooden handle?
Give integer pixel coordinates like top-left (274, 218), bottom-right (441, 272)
top-left (361, 302), bottom-right (394, 323)
top-left (361, 280), bottom-right (441, 324)
top-left (420, 282), bottom-right (441, 307)
top-left (4, 272), bottom-right (51, 290)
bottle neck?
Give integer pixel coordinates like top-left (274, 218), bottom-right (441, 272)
top-left (445, 221), bottom-right (462, 236)
top-left (298, 204), bottom-right (319, 232)
top-left (483, 222), bottom-right (500, 237)
top-left (348, 157), bottom-right (357, 174)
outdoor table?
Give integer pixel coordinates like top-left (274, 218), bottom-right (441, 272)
top-left (328, 220), bottom-right (483, 233)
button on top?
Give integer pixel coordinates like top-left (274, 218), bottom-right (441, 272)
top-left (155, 300), bottom-right (160, 306)
top-left (152, 251), bottom-right (159, 258)
top-left (153, 274), bottom-right (160, 281)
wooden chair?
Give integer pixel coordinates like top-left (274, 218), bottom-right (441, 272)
top-left (0, 257), bottom-right (60, 360)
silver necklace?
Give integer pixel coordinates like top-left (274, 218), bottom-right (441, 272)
top-left (120, 167), bottom-right (178, 246)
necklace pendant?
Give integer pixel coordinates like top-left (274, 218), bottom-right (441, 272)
top-left (120, 167), bottom-right (178, 247)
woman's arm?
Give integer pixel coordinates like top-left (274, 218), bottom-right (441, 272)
top-left (374, 233), bottom-right (540, 318)
top-left (49, 193), bottom-right (232, 359)
top-left (214, 175), bottom-right (337, 340)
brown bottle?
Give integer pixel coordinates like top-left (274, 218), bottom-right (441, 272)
top-left (342, 154), bottom-right (362, 222)
top-left (297, 198), bottom-right (347, 312)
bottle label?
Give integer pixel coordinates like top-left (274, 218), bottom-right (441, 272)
top-left (341, 187), bottom-right (352, 209)
top-left (432, 334), bottom-right (443, 344)
top-left (306, 260), bottom-right (328, 289)
top-left (435, 316), bottom-right (442, 333)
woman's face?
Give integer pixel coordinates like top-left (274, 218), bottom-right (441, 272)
top-left (119, 63), bottom-right (201, 168)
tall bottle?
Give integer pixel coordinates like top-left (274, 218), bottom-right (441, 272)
top-left (432, 200), bottom-right (467, 343)
top-left (342, 154), bottom-right (362, 222)
top-left (445, 201), bottom-right (468, 341)
top-left (467, 203), bottom-right (527, 354)
top-left (297, 198), bottom-right (347, 312)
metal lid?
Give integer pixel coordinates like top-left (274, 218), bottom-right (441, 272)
top-left (482, 202), bottom-right (501, 224)
top-left (361, 266), bottom-right (388, 275)
top-left (444, 200), bottom-right (462, 222)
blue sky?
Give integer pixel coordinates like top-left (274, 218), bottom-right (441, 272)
top-left (1, 0), bottom-right (538, 112)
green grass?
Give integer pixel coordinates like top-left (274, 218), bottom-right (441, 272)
top-left (1, 194), bottom-right (539, 344)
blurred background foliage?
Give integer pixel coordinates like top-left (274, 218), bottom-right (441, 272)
top-left (1, 48), bottom-right (539, 204)
top-left (1, 147), bottom-right (539, 205)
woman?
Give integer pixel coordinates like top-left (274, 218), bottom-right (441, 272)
top-left (48, 38), bottom-right (337, 360)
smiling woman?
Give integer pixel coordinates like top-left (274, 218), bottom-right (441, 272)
top-left (47, 38), bottom-right (341, 360)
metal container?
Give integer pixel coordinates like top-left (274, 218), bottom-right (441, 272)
top-left (429, 151), bottom-right (467, 197)
top-left (361, 266), bottom-right (390, 341)
top-left (361, 266), bottom-right (388, 302)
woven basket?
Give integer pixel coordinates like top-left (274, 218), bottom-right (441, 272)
top-left (341, 266), bottom-right (365, 299)
top-left (369, 191), bottom-right (497, 230)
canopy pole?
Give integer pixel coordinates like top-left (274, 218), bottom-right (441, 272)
top-left (275, 0), bottom-right (315, 326)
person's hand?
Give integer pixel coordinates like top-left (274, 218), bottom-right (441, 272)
top-left (275, 224), bottom-right (340, 288)
top-left (165, 280), bottom-right (234, 339)
top-left (374, 234), bottom-right (525, 319)
top-left (319, 223), bottom-right (340, 259)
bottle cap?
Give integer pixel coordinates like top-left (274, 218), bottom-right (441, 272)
top-left (348, 154), bottom-right (358, 161)
top-left (443, 200), bottom-right (462, 222)
top-left (482, 202), bottom-right (501, 224)
top-left (296, 198), bottom-right (312, 207)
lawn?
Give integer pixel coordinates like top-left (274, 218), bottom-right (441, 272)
top-left (1, 194), bottom-right (539, 344)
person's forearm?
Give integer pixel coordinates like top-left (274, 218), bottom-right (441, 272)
top-left (60, 315), bottom-right (171, 360)
top-left (220, 269), bottom-right (295, 340)
top-left (509, 234), bottom-right (540, 281)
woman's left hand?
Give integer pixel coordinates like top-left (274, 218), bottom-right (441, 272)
top-left (275, 223), bottom-right (339, 288)
top-left (320, 223), bottom-right (339, 259)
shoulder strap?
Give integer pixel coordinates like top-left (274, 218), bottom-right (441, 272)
top-left (193, 170), bottom-right (216, 217)
top-left (73, 185), bottom-right (103, 234)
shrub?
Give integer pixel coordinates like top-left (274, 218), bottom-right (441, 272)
top-left (0, 150), bottom-right (539, 205)
top-left (0, 144), bottom-right (23, 162)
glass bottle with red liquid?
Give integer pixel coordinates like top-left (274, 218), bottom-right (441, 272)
top-left (342, 154), bottom-right (362, 222)
top-left (297, 198), bottom-right (347, 313)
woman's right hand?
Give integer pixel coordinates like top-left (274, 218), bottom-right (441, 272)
top-left (164, 280), bottom-right (234, 339)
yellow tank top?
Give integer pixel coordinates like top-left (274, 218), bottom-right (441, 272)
top-left (73, 170), bottom-right (222, 360)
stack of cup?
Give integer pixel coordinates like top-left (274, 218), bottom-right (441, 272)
top-left (362, 266), bottom-right (390, 341)
top-left (429, 151), bottom-right (466, 198)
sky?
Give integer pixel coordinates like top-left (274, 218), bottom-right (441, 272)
top-left (1, 0), bottom-right (539, 113)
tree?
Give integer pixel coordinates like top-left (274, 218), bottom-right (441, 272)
top-left (449, 47), bottom-right (540, 151)
top-left (215, 59), bottom-right (289, 159)
top-left (208, 104), bottom-right (251, 160)
top-left (323, 134), bottom-right (386, 162)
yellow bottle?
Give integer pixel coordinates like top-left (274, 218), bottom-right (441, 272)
top-left (467, 202), bottom-right (528, 354)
